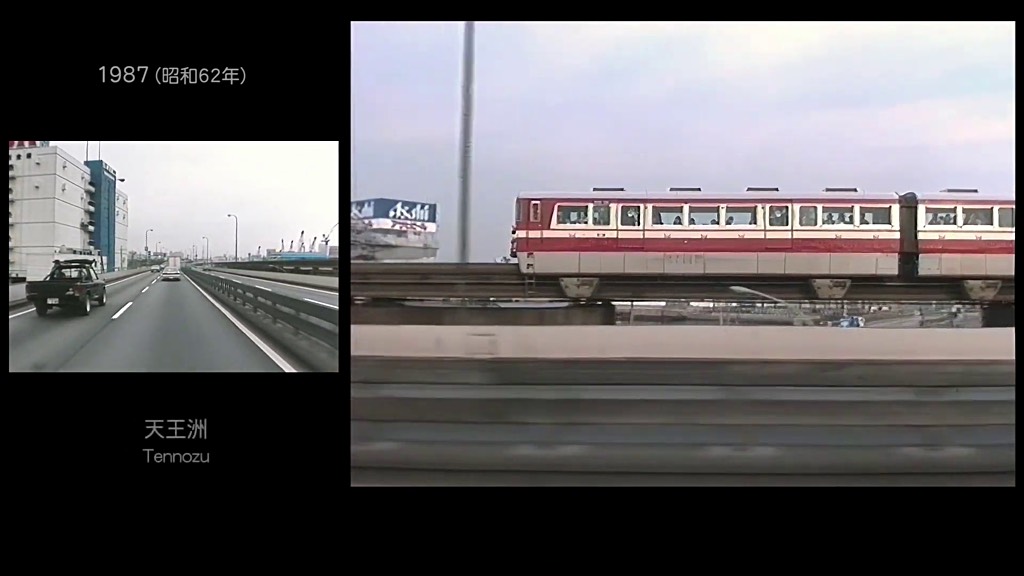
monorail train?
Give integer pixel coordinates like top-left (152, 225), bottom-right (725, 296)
top-left (509, 187), bottom-right (1014, 278)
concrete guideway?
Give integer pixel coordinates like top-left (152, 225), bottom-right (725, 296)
top-left (351, 325), bottom-right (1015, 362)
top-left (350, 262), bottom-right (1015, 304)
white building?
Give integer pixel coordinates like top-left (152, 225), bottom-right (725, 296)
top-left (114, 187), bottom-right (129, 270)
top-left (9, 144), bottom-right (98, 281)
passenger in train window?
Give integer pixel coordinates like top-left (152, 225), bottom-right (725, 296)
top-left (593, 205), bottom-right (611, 226)
top-left (962, 208), bottom-right (993, 226)
top-left (653, 207), bottom-right (684, 225)
top-left (725, 207), bottom-right (756, 225)
top-left (557, 205), bottom-right (588, 225)
top-left (926, 209), bottom-right (955, 226)
top-left (823, 207), bottom-right (854, 225)
top-left (768, 206), bottom-right (789, 226)
top-left (619, 206), bottom-right (639, 226)
top-left (673, 216), bottom-right (683, 225)
top-left (799, 207), bottom-right (817, 227)
top-left (689, 217), bottom-right (696, 225)
top-left (689, 207), bottom-right (718, 226)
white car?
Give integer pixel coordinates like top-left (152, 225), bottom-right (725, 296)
top-left (150, 265), bottom-right (161, 273)
top-left (161, 267), bottom-right (181, 281)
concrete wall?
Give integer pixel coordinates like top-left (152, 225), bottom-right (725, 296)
top-left (352, 302), bottom-right (616, 326)
top-left (351, 325), bottom-right (1015, 361)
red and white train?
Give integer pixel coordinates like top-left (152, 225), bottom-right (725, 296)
top-left (510, 187), bottom-right (1014, 278)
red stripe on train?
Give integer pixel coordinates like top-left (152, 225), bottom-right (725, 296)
top-left (516, 238), bottom-right (1014, 254)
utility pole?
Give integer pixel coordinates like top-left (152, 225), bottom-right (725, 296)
top-left (457, 21), bottom-right (475, 264)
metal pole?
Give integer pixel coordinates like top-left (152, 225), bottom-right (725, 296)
top-left (227, 215), bottom-right (238, 261)
top-left (457, 21), bottom-right (475, 264)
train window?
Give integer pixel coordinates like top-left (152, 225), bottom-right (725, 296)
top-left (689, 207), bottom-right (719, 226)
top-left (823, 206), bottom-right (854, 225)
top-left (529, 201), bottom-right (541, 222)
top-left (515, 201), bottom-right (522, 223)
top-left (860, 207), bottom-right (892, 226)
top-left (798, 206), bottom-right (817, 226)
top-left (962, 207), bottom-right (993, 226)
top-left (997, 207), bottom-right (1015, 228)
top-left (724, 206), bottom-right (757, 225)
top-left (652, 206), bottom-right (685, 226)
top-left (925, 207), bottom-right (956, 226)
top-left (556, 205), bottom-right (589, 225)
top-left (592, 204), bottom-right (612, 226)
top-left (619, 205), bottom-right (641, 227)
top-left (767, 205), bottom-right (789, 227)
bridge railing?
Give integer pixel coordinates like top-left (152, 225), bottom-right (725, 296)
top-left (187, 268), bottom-right (339, 371)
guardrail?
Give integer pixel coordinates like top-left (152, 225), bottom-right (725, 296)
top-left (205, 267), bottom-right (339, 291)
top-left (350, 263), bottom-right (1015, 303)
top-left (186, 268), bottom-right (339, 371)
top-left (351, 327), bottom-right (1015, 481)
top-left (205, 258), bottom-right (339, 277)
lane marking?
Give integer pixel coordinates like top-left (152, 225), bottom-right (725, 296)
top-left (508, 444), bottom-right (589, 456)
top-left (185, 275), bottom-right (298, 372)
top-left (111, 302), bottom-right (133, 320)
top-left (705, 446), bottom-right (781, 457)
top-left (303, 297), bottom-right (339, 310)
top-left (141, 286), bottom-right (150, 293)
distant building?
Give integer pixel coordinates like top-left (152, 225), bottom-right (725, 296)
top-left (350, 197), bottom-right (439, 261)
top-left (9, 142), bottom-right (113, 281)
top-left (114, 187), bottom-right (129, 270)
top-left (84, 160), bottom-right (120, 273)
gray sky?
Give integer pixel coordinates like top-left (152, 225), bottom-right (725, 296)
top-left (351, 21), bottom-right (1015, 261)
top-left (50, 141), bottom-right (339, 258)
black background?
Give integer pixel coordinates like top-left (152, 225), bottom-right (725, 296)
top-left (9, 33), bottom-right (342, 513)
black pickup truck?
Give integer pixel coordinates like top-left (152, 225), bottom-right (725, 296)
top-left (25, 259), bottom-right (108, 317)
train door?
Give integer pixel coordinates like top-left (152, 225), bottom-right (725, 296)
top-left (617, 203), bottom-right (645, 274)
top-left (764, 203), bottom-right (793, 250)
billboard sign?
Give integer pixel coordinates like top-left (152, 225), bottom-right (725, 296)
top-left (350, 198), bottom-right (437, 224)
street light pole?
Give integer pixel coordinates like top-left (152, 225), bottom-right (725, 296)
top-left (729, 285), bottom-right (814, 326)
top-left (227, 214), bottom-right (238, 261)
top-left (145, 228), bottom-right (154, 259)
top-left (202, 236), bottom-right (209, 263)
top-left (457, 21), bottom-right (475, 264)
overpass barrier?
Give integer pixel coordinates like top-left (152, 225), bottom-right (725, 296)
top-left (187, 268), bottom-right (339, 371)
top-left (201, 267), bottom-right (339, 291)
top-left (352, 326), bottom-right (1015, 476)
top-left (351, 325), bottom-right (1014, 362)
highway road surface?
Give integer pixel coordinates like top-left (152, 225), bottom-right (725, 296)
top-left (9, 271), bottom-right (299, 372)
top-left (201, 268), bottom-right (339, 311)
